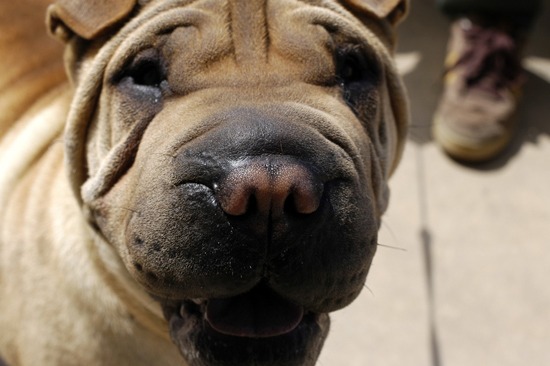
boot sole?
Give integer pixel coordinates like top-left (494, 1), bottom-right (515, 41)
top-left (432, 114), bottom-right (512, 163)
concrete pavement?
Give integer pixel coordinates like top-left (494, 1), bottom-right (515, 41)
top-left (318, 1), bottom-right (550, 365)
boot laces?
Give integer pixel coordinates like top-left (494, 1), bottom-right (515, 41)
top-left (450, 20), bottom-right (524, 96)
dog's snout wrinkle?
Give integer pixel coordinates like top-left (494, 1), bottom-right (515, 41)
top-left (217, 159), bottom-right (323, 219)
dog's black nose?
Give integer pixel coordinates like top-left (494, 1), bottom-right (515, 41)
top-left (216, 158), bottom-right (324, 219)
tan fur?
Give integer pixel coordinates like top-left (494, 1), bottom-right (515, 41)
top-left (0, 1), bottom-right (408, 365)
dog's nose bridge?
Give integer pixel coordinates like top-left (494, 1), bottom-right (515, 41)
top-left (217, 158), bottom-right (324, 219)
top-left (228, 0), bottom-right (269, 66)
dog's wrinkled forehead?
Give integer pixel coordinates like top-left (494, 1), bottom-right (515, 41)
top-left (99, 1), bottom-right (391, 93)
top-left (48, 0), bottom-right (407, 42)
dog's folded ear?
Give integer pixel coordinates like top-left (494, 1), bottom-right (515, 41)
top-left (47, 0), bottom-right (137, 42)
top-left (340, 0), bottom-right (408, 26)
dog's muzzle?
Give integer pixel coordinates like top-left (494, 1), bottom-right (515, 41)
top-left (114, 106), bottom-right (378, 365)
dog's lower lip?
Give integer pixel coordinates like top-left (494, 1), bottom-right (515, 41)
top-left (167, 302), bottom-right (326, 366)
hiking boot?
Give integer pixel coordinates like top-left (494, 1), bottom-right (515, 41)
top-left (432, 17), bottom-right (526, 162)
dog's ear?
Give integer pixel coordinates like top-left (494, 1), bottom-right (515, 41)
top-left (340, 0), bottom-right (408, 26)
top-left (47, 0), bottom-right (137, 41)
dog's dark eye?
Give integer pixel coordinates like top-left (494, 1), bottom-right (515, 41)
top-left (335, 44), bottom-right (381, 116)
top-left (336, 45), bottom-right (380, 87)
top-left (128, 59), bottom-right (165, 88)
top-left (339, 52), bottom-right (365, 83)
top-left (116, 49), bottom-right (167, 93)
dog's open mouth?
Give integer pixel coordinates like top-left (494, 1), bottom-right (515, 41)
top-left (205, 284), bottom-right (304, 337)
top-left (161, 283), bottom-right (329, 365)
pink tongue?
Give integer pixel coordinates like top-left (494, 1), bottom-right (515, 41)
top-left (205, 285), bottom-right (304, 338)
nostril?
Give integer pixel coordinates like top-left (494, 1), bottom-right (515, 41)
top-left (217, 158), bottom-right (324, 218)
top-left (218, 183), bottom-right (259, 216)
top-left (288, 178), bottom-right (323, 215)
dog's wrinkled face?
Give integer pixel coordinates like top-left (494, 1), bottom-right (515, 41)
top-left (50, 0), bottom-right (407, 365)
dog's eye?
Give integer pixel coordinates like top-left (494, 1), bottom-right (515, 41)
top-left (116, 49), bottom-right (167, 92)
top-left (125, 57), bottom-right (166, 89)
top-left (128, 59), bottom-right (165, 88)
top-left (339, 52), bottom-right (364, 83)
top-left (336, 45), bottom-right (380, 86)
top-left (335, 45), bottom-right (381, 119)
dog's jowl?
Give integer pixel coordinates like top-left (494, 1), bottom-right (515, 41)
top-left (0, 0), bottom-right (408, 365)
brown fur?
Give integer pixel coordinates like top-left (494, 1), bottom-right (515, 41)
top-left (0, 1), bottom-right (408, 365)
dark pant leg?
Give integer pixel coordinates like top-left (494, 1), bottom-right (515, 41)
top-left (437, 0), bottom-right (543, 28)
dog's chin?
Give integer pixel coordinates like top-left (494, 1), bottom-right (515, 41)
top-left (160, 285), bottom-right (330, 366)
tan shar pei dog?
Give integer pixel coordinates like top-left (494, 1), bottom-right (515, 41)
top-left (0, 0), bottom-right (409, 365)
